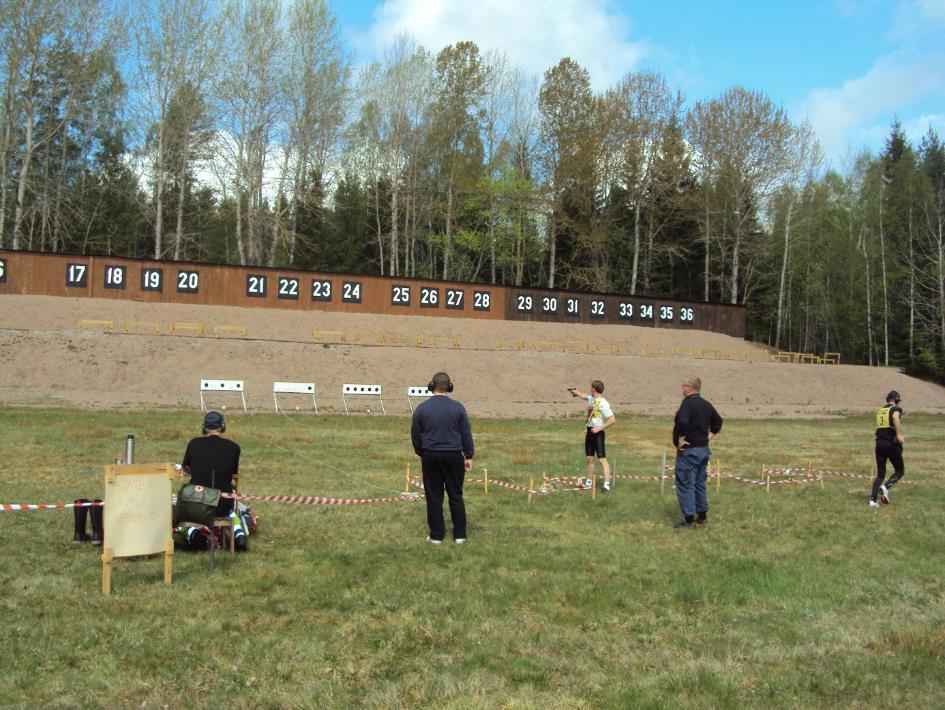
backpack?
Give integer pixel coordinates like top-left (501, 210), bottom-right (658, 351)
top-left (173, 483), bottom-right (221, 525)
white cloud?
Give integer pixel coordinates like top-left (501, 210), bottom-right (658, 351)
top-left (797, 52), bottom-right (944, 164)
top-left (364, 0), bottom-right (647, 89)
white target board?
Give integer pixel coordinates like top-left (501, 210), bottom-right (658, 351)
top-left (273, 381), bottom-right (317, 413)
top-left (199, 379), bottom-right (247, 411)
top-left (406, 386), bottom-right (433, 412)
top-left (341, 383), bottom-right (385, 415)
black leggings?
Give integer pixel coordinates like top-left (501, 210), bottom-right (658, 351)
top-left (871, 438), bottom-right (904, 501)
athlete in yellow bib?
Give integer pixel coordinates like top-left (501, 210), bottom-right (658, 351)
top-left (870, 390), bottom-right (905, 507)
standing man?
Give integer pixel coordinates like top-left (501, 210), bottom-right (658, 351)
top-left (672, 376), bottom-right (723, 527)
top-left (569, 381), bottom-right (616, 492)
top-left (411, 372), bottom-right (474, 544)
top-left (870, 390), bottom-right (905, 508)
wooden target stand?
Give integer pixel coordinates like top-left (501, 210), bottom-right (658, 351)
top-left (101, 463), bottom-right (178, 595)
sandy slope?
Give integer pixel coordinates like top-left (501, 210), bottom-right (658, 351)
top-left (2, 294), bottom-right (943, 418)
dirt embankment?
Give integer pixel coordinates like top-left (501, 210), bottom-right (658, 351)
top-left (2, 294), bottom-right (944, 418)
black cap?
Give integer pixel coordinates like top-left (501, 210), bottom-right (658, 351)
top-left (203, 411), bottom-right (225, 430)
top-left (886, 390), bottom-right (901, 403)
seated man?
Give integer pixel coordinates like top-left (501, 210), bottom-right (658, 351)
top-left (176, 411), bottom-right (249, 550)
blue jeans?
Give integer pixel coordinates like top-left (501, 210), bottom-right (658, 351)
top-left (675, 446), bottom-right (710, 518)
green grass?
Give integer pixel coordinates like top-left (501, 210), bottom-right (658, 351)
top-left (1, 408), bottom-right (943, 708)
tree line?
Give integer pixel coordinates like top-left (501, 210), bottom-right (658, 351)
top-left (2, 0), bottom-right (944, 379)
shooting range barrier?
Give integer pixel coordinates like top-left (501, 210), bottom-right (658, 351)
top-left (123, 320), bottom-right (161, 335)
top-left (170, 322), bottom-right (205, 336)
top-left (213, 324), bottom-right (248, 338)
top-left (199, 379), bottom-right (247, 412)
top-left (342, 384), bottom-right (385, 415)
top-left (273, 381), bottom-right (318, 413)
top-left (406, 386), bottom-right (433, 411)
top-left (77, 318), bottom-right (114, 333)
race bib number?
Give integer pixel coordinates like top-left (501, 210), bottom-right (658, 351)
top-left (875, 407), bottom-right (891, 428)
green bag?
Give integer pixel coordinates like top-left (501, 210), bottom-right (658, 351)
top-left (174, 483), bottom-right (221, 525)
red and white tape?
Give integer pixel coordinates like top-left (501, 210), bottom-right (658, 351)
top-left (1, 500), bottom-right (102, 512)
top-left (4, 492), bottom-right (420, 512)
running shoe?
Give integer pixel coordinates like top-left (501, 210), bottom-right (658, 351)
top-left (869, 500), bottom-right (880, 508)
top-left (879, 484), bottom-right (889, 505)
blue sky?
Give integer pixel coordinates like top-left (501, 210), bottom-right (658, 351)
top-left (332, 0), bottom-right (945, 169)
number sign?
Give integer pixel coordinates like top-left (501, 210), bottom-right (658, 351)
top-left (278, 277), bottom-right (299, 300)
top-left (445, 288), bottom-right (464, 310)
top-left (391, 285), bottom-right (411, 306)
top-left (246, 274), bottom-right (267, 298)
top-left (176, 270), bottom-right (199, 294)
top-left (342, 281), bottom-right (362, 303)
top-left (420, 286), bottom-right (439, 308)
top-left (140, 268), bottom-right (163, 292)
top-left (311, 279), bottom-right (332, 301)
top-left (66, 263), bottom-right (88, 287)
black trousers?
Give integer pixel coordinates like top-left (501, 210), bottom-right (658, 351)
top-left (422, 451), bottom-right (467, 541)
top-left (871, 438), bottom-right (905, 500)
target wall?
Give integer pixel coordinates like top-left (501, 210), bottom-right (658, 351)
top-left (0, 250), bottom-right (745, 338)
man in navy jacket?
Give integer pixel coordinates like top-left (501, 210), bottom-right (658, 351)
top-left (411, 372), bottom-right (474, 544)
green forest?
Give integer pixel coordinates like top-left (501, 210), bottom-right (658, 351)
top-left (2, 0), bottom-right (944, 379)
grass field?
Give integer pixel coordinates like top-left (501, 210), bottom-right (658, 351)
top-left (1, 407), bottom-right (943, 708)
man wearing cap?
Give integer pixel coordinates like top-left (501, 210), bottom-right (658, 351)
top-left (182, 411), bottom-right (241, 517)
top-left (411, 372), bottom-right (474, 544)
top-left (870, 391), bottom-right (906, 508)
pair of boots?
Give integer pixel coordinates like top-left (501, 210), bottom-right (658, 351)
top-left (73, 499), bottom-right (103, 545)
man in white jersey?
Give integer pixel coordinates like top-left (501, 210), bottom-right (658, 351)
top-left (568, 380), bottom-right (617, 491)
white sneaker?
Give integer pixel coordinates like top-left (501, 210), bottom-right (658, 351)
top-left (455, 538), bottom-right (466, 544)
top-left (426, 536), bottom-right (442, 545)
top-left (869, 500), bottom-right (880, 508)
top-left (879, 485), bottom-right (890, 505)
top-left (602, 482), bottom-right (611, 492)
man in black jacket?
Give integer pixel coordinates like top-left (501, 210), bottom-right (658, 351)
top-left (181, 411), bottom-right (240, 517)
top-left (672, 376), bottom-right (723, 527)
top-left (411, 372), bottom-right (474, 544)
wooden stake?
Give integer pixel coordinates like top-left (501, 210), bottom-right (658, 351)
top-left (405, 463), bottom-right (410, 493)
top-left (660, 448), bottom-right (667, 497)
top-left (716, 459), bottom-right (721, 494)
top-left (592, 472), bottom-right (597, 500)
top-left (483, 468), bottom-right (488, 495)
top-left (528, 476), bottom-right (534, 504)
top-left (102, 548), bottom-right (113, 596)
top-left (766, 471), bottom-right (771, 494)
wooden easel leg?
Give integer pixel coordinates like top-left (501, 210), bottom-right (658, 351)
top-left (102, 548), bottom-right (114, 596)
top-left (164, 538), bottom-right (173, 586)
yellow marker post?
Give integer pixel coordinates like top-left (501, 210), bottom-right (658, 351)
top-left (716, 460), bottom-right (721, 494)
top-left (766, 471), bottom-right (771, 494)
top-left (528, 476), bottom-right (534, 504)
top-left (483, 468), bottom-right (488, 495)
top-left (405, 463), bottom-right (410, 493)
top-left (592, 474), bottom-right (597, 500)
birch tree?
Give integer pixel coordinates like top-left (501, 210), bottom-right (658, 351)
top-left (217, 0), bottom-right (284, 265)
top-left (602, 70), bottom-right (682, 294)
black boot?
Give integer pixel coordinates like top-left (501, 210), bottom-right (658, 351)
top-left (73, 499), bottom-right (90, 542)
top-left (90, 500), bottom-right (104, 546)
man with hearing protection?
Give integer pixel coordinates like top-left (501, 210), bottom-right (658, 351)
top-left (176, 410), bottom-right (253, 551)
top-left (181, 411), bottom-right (241, 517)
top-left (411, 372), bottom-right (474, 544)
